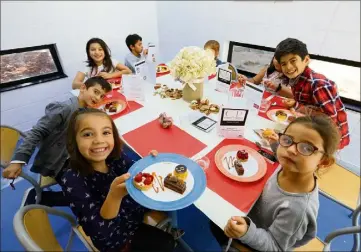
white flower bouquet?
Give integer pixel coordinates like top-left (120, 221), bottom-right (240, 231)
top-left (169, 46), bottom-right (216, 83)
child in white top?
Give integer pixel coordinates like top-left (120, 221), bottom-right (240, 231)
top-left (72, 38), bottom-right (131, 89)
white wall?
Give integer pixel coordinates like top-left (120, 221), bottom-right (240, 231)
top-left (1, 1), bottom-right (159, 131)
top-left (156, 1), bottom-right (360, 63)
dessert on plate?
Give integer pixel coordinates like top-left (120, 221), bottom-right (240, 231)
top-left (233, 160), bottom-right (244, 176)
top-left (237, 150), bottom-right (249, 162)
top-left (173, 165), bottom-right (188, 181)
top-left (133, 172), bottom-right (154, 191)
top-left (275, 110), bottom-right (288, 122)
top-left (164, 173), bottom-right (187, 194)
top-left (158, 112), bottom-right (173, 129)
top-left (262, 128), bottom-right (274, 138)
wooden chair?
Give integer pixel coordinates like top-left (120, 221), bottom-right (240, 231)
top-left (1, 125), bottom-right (57, 206)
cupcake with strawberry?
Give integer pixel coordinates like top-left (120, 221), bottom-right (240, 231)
top-left (133, 172), bottom-right (154, 191)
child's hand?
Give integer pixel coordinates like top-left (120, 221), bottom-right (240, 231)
top-left (149, 150), bottom-right (158, 157)
top-left (282, 98), bottom-right (296, 108)
top-left (224, 216), bottom-right (249, 239)
top-left (109, 173), bottom-right (130, 199)
top-left (263, 80), bottom-right (277, 91)
top-left (2, 163), bottom-right (22, 179)
top-left (97, 72), bottom-right (112, 79)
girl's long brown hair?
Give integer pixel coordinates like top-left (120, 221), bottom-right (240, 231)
top-left (66, 108), bottom-right (122, 176)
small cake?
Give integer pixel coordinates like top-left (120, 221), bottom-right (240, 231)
top-left (173, 165), bottom-right (188, 181)
top-left (236, 150), bottom-right (249, 162)
top-left (233, 160), bottom-right (244, 176)
top-left (158, 113), bottom-right (173, 129)
top-left (275, 110), bottom-right (288, 122)
top-left (209, 104), bottom-right (220, 113)
top-left (105, 102), bottom-right (111, 110)
top-left (108, 102), bottom-right (119, 113)
top-left (133, 172), bottom-right (154, 191)
top-left (190, 100), bottom-right (199, 110)
top-left (154, 83), bottom-right (161, 90)
top-left (200, 98), bottom-right (209, 106)
top-left (199, 105), bottom-right (210, 113)
top-left (262, 128), bottom-right (274, 138)
top-left (164, 173), bottom-right (187, 194)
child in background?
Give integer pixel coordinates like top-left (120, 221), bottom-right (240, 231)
top-left (60, 108), bottom-right (175, 252)
top-left (204, 40), bottom-right (224, 67)
top-left (210, 115), bottom-right (340, 251)
top-left (2, 77), bottom-right (111, 206)
top-left (124, 34), bottom-right (149, 74)
top-left (268, 38), bottom-right (350, 149)
top-left (238, 54), bottom-right (292, 98)
top-left (72, 38), bottom-right (131, 89)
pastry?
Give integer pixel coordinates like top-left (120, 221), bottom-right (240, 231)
top-left (233, 160), bottom-right (244, 176)
top-left (154, 83), bottom-right (161, 90)
top-left (173, 165), bottom-right (188, 181)
top-left (236, 150), bottom-right (249, 162)
top-left (105, 102), bottom-right (111, 110)
top-left (199, 105), bottom-right (210, 113)
top-left (200, 98), bottom-right (209, 106)
top-left (158, 113), bottom-right (173, 129)
top-left (209, 104), bottom-right (220, 113)
top-left (262, 128), bottom-right (274, 138)
top-left (275, 110), bottom-right (287, 122)
top-left (190, 100), bottom-right (199, 110)
top-left (133, 172), bottom-right (154, 191)
top-left (164, 173), bottom-right (187, 194)
top-left (108, 102), bottom-right (119, 113)
top-left (157, 65), bottom-right (170, 73)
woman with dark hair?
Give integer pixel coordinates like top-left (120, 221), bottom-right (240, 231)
top-left (72, 38), bottom-right (131, 89)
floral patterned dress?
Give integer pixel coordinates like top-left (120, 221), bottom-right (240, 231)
top-left (59, 153), bottom-right (146, 252)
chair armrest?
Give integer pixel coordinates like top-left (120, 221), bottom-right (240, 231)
top-left (323, 226), bottom-right (361, 252)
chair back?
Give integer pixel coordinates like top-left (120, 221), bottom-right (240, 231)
top-left (1, 126), bottom-right (23, 168)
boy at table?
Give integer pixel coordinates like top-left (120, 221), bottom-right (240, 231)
top-left (124, 34), bottom-right (149, 74)
top-left (266, 38), bottom-right (350, 149)
top-left (2, 77), bottom-right (111, 206)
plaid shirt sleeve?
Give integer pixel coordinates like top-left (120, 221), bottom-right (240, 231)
top-left (311, 79), bottom-right (350, 149)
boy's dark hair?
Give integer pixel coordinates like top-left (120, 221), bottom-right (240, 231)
top-left (125, 34), bottom-right (142, 51)
top-left (284, 115), bottom-right (340, 158)
top-left (84, 76), bottom-right (112, 93)
top-left (85, 38), bottom-right (115, 75)
top-left (67, 108), bottom-right (122, 176)
top-left (274, 38), bottom-right (309, 63)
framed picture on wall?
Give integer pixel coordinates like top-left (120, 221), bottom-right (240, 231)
top-left (0, 44), bottom-right (67, 92)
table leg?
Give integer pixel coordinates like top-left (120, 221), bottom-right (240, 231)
top-left (170, 211), bottom-right (194, 252)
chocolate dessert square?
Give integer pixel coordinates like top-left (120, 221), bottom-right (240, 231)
top-left (164, 174), bottom-right (186, 194)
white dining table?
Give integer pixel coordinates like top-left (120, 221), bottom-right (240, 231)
top-left (70, 74), bottom-right (280, 230)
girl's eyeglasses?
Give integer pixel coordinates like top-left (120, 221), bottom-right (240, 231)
top-left (278, 133), bottom-right (325, 156)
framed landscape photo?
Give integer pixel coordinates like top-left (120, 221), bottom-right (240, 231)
top-left (0, 44), bottom-right (67, 92)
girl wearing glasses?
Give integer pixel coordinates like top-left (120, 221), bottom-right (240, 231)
top-left (211, 115), bottom-right (340, 251)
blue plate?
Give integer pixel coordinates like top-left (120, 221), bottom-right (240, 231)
top-left (126, 153), bottom-right (207, 211)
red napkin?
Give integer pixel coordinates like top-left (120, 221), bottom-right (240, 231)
top-left (205, 138), bottom-right (279, 213)
top-left (123, 119), bottom-right (207, 157)
top-left (208, 73), bottom-right (216, 80)
top-left (102, 90), bottom-right (143, 120)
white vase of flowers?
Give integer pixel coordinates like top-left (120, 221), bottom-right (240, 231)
top-left (169, 47), bottom-right (216, 102)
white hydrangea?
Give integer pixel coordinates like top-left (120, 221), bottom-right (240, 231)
top-left (169, 46), bottom-right (216, 83)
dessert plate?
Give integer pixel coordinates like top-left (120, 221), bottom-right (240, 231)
top-left (126, 153), bottom-right (206, 211)
top-left (96, 98), bottom-right (127, 116)
top-left (214, 145), bottom-right (267, 182)
top-left (266, 108), bottom-right (302, 125)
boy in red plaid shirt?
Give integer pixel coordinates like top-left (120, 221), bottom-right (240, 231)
top-left (266, 38), bottom-right (350, 149)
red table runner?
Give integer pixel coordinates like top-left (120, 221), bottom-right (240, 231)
top-left (123, 119), bottom-right (207, 157)
top-left (205, 138), bottom-right (279, 213)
